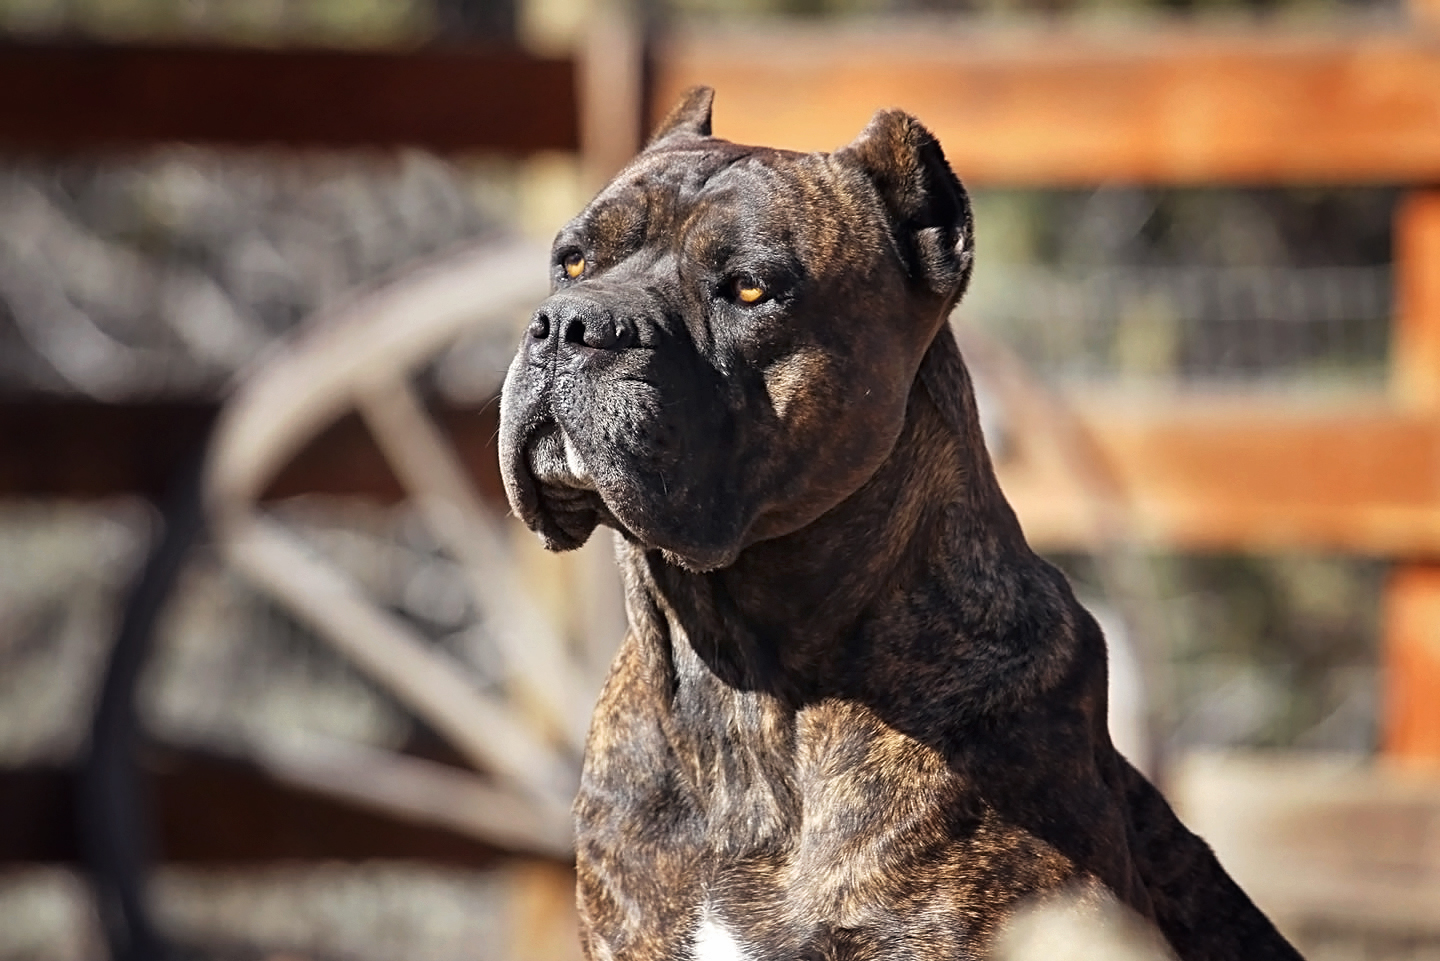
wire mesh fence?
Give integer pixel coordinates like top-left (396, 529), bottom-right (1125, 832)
top-left (963, 263), bottom-right (1392, 388)
top-left (961, 184), bottom-right (1396, 391)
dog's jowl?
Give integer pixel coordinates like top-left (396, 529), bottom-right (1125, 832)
top-left (498, 87), bottom-right (1304, 961)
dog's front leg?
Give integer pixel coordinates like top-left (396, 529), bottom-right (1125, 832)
top-left (1119, 760), bottom-right (1303, 961)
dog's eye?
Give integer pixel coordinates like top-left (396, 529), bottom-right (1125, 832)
top-left (562, 252), bottom-right (586, 279)
top-left (733, 277), bottom-right (766, 304)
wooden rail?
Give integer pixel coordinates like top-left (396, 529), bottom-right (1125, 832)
top-left (652, 24), bottom-right (1440, 186)
top-left (996, 397), bottom-right (1440, 556)
top-left (1384, 190), bottom-right (1440, 765)
top-left (0, 44), bottom-right (578, 154)
top-left (0, 400), bottom-right (504, 503)
top-left (1393, 192), bottom-right (1440, 412)
top-left (0, 755), bottom-right (503, 866)
top-left (654, 14), bottom-right (1440, 767)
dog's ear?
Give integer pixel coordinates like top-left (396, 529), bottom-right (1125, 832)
top-left (645, 86), bottom-right (714, 149)
top-left (836, 109), bottom-right (974, 302)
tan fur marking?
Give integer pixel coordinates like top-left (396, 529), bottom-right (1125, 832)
top-left (763, 350), bottom-right (827, 422)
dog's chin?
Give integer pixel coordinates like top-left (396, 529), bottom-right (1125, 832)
top-left (523, 482), bottom-right (739, 571)
top-left (602, 491), bottom-right (746, 573)
top-left (659, 544), bottom-right (742, 574)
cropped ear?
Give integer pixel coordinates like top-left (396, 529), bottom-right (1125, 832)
top-left (835, 109), bottom-right (974, 302)
top-left (645, 86), bottom-right (715, 149)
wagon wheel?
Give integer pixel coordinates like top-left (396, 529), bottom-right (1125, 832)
top-left (202, 238), bottom-right (614, 850)
top-left (83, 238), bottom-right (621, 961)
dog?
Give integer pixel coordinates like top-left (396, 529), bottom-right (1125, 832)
top-left (498, 87), bottom-right (1304, 961)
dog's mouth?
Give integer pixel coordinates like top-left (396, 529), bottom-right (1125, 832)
top-left (509, 419), bottom-right (742, 571)
top-left (512, 420), bottom-right (610, 551)
top-left (504, 404), bottom-right (749, 572)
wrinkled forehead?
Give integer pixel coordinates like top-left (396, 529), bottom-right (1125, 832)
top-left (572, 141), bottom-right (881, 271)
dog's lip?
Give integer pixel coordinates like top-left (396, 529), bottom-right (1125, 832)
top-left (511, 470), bottom-right (599, 552)
top-left (536, 483), bottom-right (604, 547)
top-left (508, 423), bottom-right (604, 551)
top-left (507, 416), bottom-right (745, 571)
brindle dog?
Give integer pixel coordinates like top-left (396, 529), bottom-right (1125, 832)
top-left (498, 87), bottom-right (1304, 961)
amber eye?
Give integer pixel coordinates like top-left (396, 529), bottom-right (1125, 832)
top-left (562, 252), bottom-right (585, 279)
top-left (734, 278), bottom-right (765, 304)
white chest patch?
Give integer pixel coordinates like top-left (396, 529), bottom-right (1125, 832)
top-left (692, 908), bottom-right (752, 961)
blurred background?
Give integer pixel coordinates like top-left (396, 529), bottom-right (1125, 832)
top-left (0, 0), bottom-right (1437, 958)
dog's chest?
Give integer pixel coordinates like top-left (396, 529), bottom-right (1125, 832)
top-left (691, 908), bottom-right (753, 961)
top-left (576, 699), bottom-right (1004, 960)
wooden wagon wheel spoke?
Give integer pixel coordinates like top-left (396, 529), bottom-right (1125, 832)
top-left (355, 376), bottom-right (595, 753)
top-left (244, 724), bottom-right (574, 858)
top-left (202, 238), bottom-right (597, 852)
top-left (222, 514), bottom-right (578, 813)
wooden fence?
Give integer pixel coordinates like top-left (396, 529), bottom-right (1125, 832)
top-left (1, 4), bottom-right (1438, 876)
top-left (654, 12), bottom-right (1440, 764)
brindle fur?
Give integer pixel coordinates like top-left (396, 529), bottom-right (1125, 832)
top-left (499, 87), bottom-right (1304, 961)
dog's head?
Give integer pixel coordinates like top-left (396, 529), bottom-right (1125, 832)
top-left (498, 87), bottom-right (973, 571)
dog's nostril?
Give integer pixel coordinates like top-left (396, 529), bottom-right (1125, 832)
top-left (528, 314), bottom-right (550, 339)
top-left (558, 314), bottom-right (632, 351)
top-left (573, 319), bottom-right (632, 351)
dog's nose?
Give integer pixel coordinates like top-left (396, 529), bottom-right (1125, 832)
top-left (528, 296), bottom-right (634, 353)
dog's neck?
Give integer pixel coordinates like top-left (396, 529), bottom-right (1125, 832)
top-left (614, 325), bottom-right (1077, 726)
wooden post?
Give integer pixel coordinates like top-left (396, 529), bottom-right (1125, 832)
top-left (1384, 564), bottom-right (1440, 765)
top-left (1392, 192), bottom-right (1440, 411)
top-left (1383, 190), bottom-right (1440, 766)
top-left (507, 860), bottom-right (585, 961)
top-left (579, 6), bottom-right (645, 188)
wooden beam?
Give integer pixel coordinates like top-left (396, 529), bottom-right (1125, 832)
top-left (264, 404), bottom-right (507, 507)
top-left (0, 400), bottom-right (504, 503)
top-left (0, 44), bottom-right (578, 154)
top-left (1383, 565), bottom-right (1440, 766)
top-left (997, 394), bottom-right (1440, 556)
top-left (509, 861), bottom-right (586, 961)
top-left (652, 25), bottom-right (1440, 186)
top-left (579, 11), bottom-right (645, 186)
top-left (0, 755), bottom-right (507, 866)
top-left (0, 769), bottom-right (80, 862)
top-left (0, 401), bottom-right (215, 500)
top-left (6, 395), bottom-right (1437, 557)
top-left (153, 750), bottom-right (508, 865)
